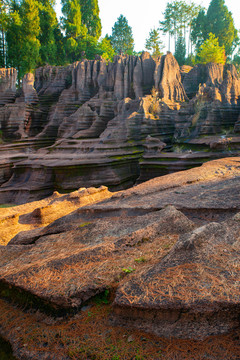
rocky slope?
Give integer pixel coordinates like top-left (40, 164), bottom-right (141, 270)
top-left (0, 158), bottom-right (240, 359)
top-left (0, 53), bottom-right (240, 204)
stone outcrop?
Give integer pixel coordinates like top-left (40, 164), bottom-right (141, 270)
top-left (0, 54), bottom-right (240, 204)
top-left (0, 68), bottom-right (17, 106)
top-left (0, 158), bottom-right (240, 359)
top-left (155, 52), bottom-right (187, 102)
top-left (113, 218), bottom-right (240, 339)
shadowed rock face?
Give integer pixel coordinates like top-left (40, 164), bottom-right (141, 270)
top-left (0, 53), bottom-right (240, 204)
top-left (0, 158), bottom-right (240, 348)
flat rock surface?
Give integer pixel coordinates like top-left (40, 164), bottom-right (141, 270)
top-left (1, 206), bottom-right (194, 309)
top-left (0, 157), bottom-right (240, 349)
top-left (113, 218), bottom-right (240, 339)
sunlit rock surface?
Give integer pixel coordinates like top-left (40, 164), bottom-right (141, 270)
top-left (0, 53), bottom-right (240, 203)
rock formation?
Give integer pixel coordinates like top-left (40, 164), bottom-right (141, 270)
top-left (0, 53), bottom-right (240, 204)
top-left (0, 158), bottom-right (240, 359)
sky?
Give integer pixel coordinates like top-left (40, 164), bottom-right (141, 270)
top-left (55, 0), bottom-right (240, 52)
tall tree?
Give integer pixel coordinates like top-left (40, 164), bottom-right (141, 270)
top-left (174, 32), bottom-right (186, 65)
top-left (7, 0), bottom-right (40, 82)
top-left (159, 1), bottom-right (201, 55)
top-left (110, 14), bottom-right (134, 55)
top-left (0, 0), bottom-right (9, 67)
top-left (145, 28), bottom-right (163, 57)
top-left (80, 0), bottom-right (101, 39)
top-left (206, 0), bottom-right (237, 55)
top-left (191, 0), bottom-right (238, 56)
top-left (61, 0), bottom-right (87, 62)
top-left (190, 9), bottom-right (207, 50)
top-left (38, 0), bottom-right (62, 65)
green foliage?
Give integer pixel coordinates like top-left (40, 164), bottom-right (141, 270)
top-left (38, 0), bottom-right (63, 65)
top-left (145, 28), bottom-right (163, 57)
top-left (0, 0), bottom-right (9, 67)
top-left (159, 1), bottom-right (202, 54)
top-left (185, 54), bottom-right (195, 66)
top-left (174, 33), bottom-right (186, 65)
top-left (61, 0), bottom-right (103, 63)
top-left (190, 8), bottom-right (207, 49)
top-left (61, 0), bottom-right (83, 38)
top-left (93, 289), bottom-right (110, 305)
top-left (191, 0), bottom-right (238, 56)
top-left (6, 0), bottom-right (40, 82)
top-left (135, 256), bottom-right (146, 263)
top-left (80, 0), bottom-right (101, 39)
top-left (110, 14), bottom-right (134, 55)
top-left (206, 0), bottom-right (237, 55)
top-left (122, 266), bottom-right (135, 274)
top-left (196, 33), bottom-right (226, 65)
top-left (232, 52), bottom-right (240, 75)
top-left (61, 0), bottom-right (86, 62)
top-left (97, 36), bottom-right (115, 61)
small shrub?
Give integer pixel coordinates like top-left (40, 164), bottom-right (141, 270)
top-left (135, 257), bottom-right (146, 263)
top-left (122, 267), bottom-right (135, 274)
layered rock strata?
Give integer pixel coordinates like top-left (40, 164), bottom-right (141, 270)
top-left (0, 54), bottom-right (240, 203)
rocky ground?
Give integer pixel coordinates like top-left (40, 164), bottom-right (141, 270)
top-left (0, 53), bottom-right (240, 204)
top-left (0, 157), bottom-right (240, 359)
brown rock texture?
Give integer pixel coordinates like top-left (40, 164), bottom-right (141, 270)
top-left (0, 158), bottom-right (240, 358)
top-left (0, 54), bottom-right (240, 204)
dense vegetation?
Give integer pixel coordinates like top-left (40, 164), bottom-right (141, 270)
top-left (0, 0), bottom-right (114, 82)
top-left (0, 0), bottom-right (239, 81)
top-left (159, 0), bottom-right (239, 66)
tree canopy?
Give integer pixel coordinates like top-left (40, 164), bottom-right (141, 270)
top-left (145, 28), bottom-right (163, 57)
top-left (196, 32), bottom-right (226, 64)
top-left (191, 0), bottom-right (238, 56)
top-left (6, 0), bottom-right (40, 82)
top-left (110, 14), bottom-right (134, 55)
top-left (80, 0), bottom-right (101, 39)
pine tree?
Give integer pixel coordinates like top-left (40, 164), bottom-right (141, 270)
top-left (110, 15), bottom-right (134, 55)
top-left (191, 0), bottom-right (238, 56)
top-left (196, 32), bottom-right (225, 64)
top-left (145, 28), bottom-right (163, 57)
top-left (206, 0), bottom-right (237, 55)
top-left (174, 33), bottom-right (186, 65)
top-left (80, 0), bottom-right (101, 39)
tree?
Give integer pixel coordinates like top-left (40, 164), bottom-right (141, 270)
top-left (145, 28), bottom-right (163, 57)
top-left (97, 35), bottom-right (115, 61)
top-left (196, 32), bottom-right (225, 64)
top-left (174, 32), bottom-right (186, 65)
top-left (191, 8), bottom-right (207, 50)
top-left (110, 15), bottom-right (134, 55)
top-left (232, 51), bottom-right (240, 75)
top-left (159, 1), bottom-right (202, 55)
top-left (7, 0), bottom-right (40, 82)
top-left (61, 0), bottom-right (87, 62)
top-left (191, 0), bottom-right (238, 56)
top-left (38, 0), bottom-right (61, 65)
top-left (0, 0), bottom-right (9, 67)
top-left (80, 0), bottom-right (101, 39)
top-left (207, 0), bottom-right (237, 55)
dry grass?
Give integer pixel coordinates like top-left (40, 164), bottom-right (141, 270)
top-left (0, 296), bottom-right (239, 360)
top-left (1, 234), bottom-right (178, 308)
top-left (117, 240), bottom-right (240, 308)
